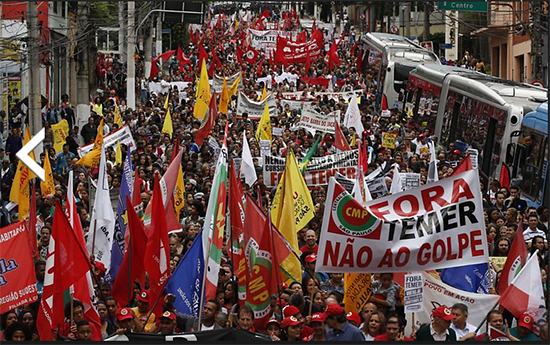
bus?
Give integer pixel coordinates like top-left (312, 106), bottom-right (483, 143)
top-left (361, 33), bottom-right (441, 109)
top-left (406, 64), bottom-right (548, 179)
top-left (511, 102), bottom-right (548, 208)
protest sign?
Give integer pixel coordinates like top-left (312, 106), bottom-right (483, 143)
top-left (343, 273), bottom-right (373, 314)
top-left (406, 272), bottom-right (500, 334)
top-left (316, 170), bottom-right (489, 273)
top-left (263, 150), bottom-right (358, 187)
top-left (368, 177), bottom-right (388, 196)
top-left (51, 119), bottom-right (70, 153)
top-left (260, 140), bottom-right (271, 158)
top-left (213, 73), bottom-right (243, 93)
top-left (490, 256), bottom-right (507, 272)
top-left (298, 107), bottom-right (338, 135)
top-left (400, 173), bottom-right (421, 191)
top-left (272, 127), bottom-right (284, 137)
top-left (209, 137), bottom-right (221, 162)
top-left (236, 92), bottom-right (277, 120)
top-left (335, 172), bottom-right (356, 194)
top-left (382, 132), bottom-right (397, 149)
top-left (404, 273), bottom-right (424, 313)
top-left (77, 126), bottom-right (136, 157)
top-left (467, 148), bottom-right (479, 170)
top-left (0, 221), bottom-right (39, 313)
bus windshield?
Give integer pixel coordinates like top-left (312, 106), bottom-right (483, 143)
top-left (517, 129), bottom-right (548, 205)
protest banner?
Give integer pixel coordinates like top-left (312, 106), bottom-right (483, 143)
top-left (316, 170), bottom-right (489, 273)
top-left (343, 273), bottom-right (373, 314)
top-left (0, 221), bottom-right (39, 313)
top-left (260, 140), bottom-right (271, 158)
top-left (249, 29), bottom-right (297, 54)
top-left (406, 272), bottom-right (500, 334)
top-left (404, 273), bottom-right (424, 313)
top-left (51, 119), bottom-right (70, 153)
top-left (382, 132), bottom-right (397, 149)
top-left (400, 173), bottom-right (421, 191)
top-left (77, 126), bottom-right (136, 157)
top-left (368, 177), bottom-right (388, 196)
top-left (148, 81), bottom-right (191, 94)
top-left (279, 99), bottom-right (314, 111)
top-left (335, 172), bottom-right (355, 194)
top-left (298, 107), bottom-right (338, 135)
top-left (263, 150), bottom-right (358, 187)
top-left (213, 73), bottom-right (243, 93)
top-left (236, 92), bottom-right (277, 120)
top-left (274, 29), bottom-right (324, 64)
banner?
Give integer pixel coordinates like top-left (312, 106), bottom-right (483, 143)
top-left (51, 119), bottom-right (70, 153)
top-left (279, 99), bottom-right (314, 111)
top-left (281, 90), bottom-right (363, 102)
top-left (275, 29), bottom-right (323, 64)
top-left (0, 221), bottom-right (39, 313)
top-left (249, 29), bottom-right (297, 54)
top-left (213, 73), bottom-right (242, 93)
top-left (236, 92), bottom-right (277, 120)
top-left (263, 150), bottom-right (358, 187)
top-left (315, 170), bottom-right (489, 273)
top-left (406, 272), bottom-right (500, 334)
top-left (104, 328), bottom-right (271, 342)
top-left (298, 107), bottom-right (339, 135)
top-left (77, 126), bottom-right (136, 157)
top-left (343, 273), bottom-right (373, 314)
top-left (148, 81), bottom-right (191, 95)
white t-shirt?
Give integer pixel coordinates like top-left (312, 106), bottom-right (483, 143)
top-left (200, 324), bottom-right (215, 331)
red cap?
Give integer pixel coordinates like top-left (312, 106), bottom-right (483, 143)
top-left (137, 290), bottom-right (149, 303)
top-left (346, 311), bottom-right (361, 325)
top-left (310, 313), bottom-right (326, 323)
top-left (94, 261), bottom-right (106, 275)
top-left (116, 308), bottom-right (133, 322)
top-left (276, 297), bottom-right (286, 307)
top-left (419, 133), bottom-right (425, 138)
top-left (324, 304), bottom-right (344, 318)
top-left (453, 149), bottom-right (461, 155)
top-left (305, 254), bottom-right (317, 264)
top-left (518, 313), bottom-right (534, 330)
top-left (432, 306), bottom-right (455, 321)
top-left (282, 316), bottom-right (303, 328)
top-left (283, 305), bottom-right (300, 318)
top-left (266, 318), bottom-right (281, 328)
top-left (159, 311), bottom-right (177, 321)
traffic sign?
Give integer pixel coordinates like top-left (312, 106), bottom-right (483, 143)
top-left (437, 1), bottom-right (488, 12)
top-left (390, 24), bottom-right (399, 34)
top-left (440, 43), bottom-right (453, 49)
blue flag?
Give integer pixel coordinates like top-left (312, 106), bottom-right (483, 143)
top-left (165, 235), bottom-right (205, 317)
top-left (106, 153), bottom-right (133, 283)
top-left (440, 263), bottom-right (491, 294)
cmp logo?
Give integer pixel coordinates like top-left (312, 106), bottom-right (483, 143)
top-left (331, 191), bottom-right (381, 238)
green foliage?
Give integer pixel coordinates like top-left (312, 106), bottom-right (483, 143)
top-left (161, 23), bottom-right (189, 50)
top-left (89, 2), bottom-right (118, 27)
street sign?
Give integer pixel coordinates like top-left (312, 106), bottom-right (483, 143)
top-left (390, 24), bottom-right (398, 34)
top-left (420, 41), bottom-right (434, 52)
top-left (162, 29), bottom-right (171, 34)
top-left (440, 43), bottom-right (453, 49)
top-left (437, 1), bottom-right (488, 12)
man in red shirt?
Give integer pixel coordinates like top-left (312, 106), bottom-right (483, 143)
top-left (374, 314), bottom-right (412, 341)
top-left (300, 229), bottom-right (318, 255)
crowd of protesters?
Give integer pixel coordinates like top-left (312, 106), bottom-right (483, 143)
top-left (0, 5), bottom-right (548, 342)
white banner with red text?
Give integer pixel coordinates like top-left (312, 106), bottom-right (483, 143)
top-left (236, 92), bottom-right (277, 120)
top-left (315, 170), bottom-right (489, 273)
top-left (77, 126), bottom-right (136, 157)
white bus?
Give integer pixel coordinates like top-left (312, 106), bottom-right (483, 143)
top-left (361, 33), bottom-right (441, 109)
top-left (407, 64), bottom-right (548, 178)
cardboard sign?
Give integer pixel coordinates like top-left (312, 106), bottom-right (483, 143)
top-left (316, 170), bottom-right (489, 273)
top-left (404, 273), bottom-right (424, 313)
top-left (335, 172), bottom-right (356, 194)
top-left (382, 132), bottom-right (397, 149)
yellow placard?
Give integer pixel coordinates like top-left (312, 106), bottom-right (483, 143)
top-left (382, 132), bottom-right (397, 149)
top-left (51, 120), bottom-right (70, 153)
top-left (343, 273), bottom-right (373, 314)
top-left (490, 257), bottom-right (507, 272)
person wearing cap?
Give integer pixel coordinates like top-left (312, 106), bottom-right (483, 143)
top-left (324, 304), bottom-right (366, 341)
top-left (115, 308), bottom-right (136, 335)
top-left (346, 311), bottom-right (361, 327)
top-left (414, 133), bottom-right (429, 155)
top-left (130, 290), bottom-right (156, 333)
top-left (157, 311), bottom-right (178, 335)
top-left (415, 306), bottom-right (457, 341)
top-left (265, 318), bottom-right (282, 341)
top-left (281, 316), bottom-right (303, 341)
top-left (509, 313), bottom-right (539, 341)
top-left (304, 312), bottom-right (326, 341)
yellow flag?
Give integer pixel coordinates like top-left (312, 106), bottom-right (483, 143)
top-left (350, 132), bottom-right (356, 147)
top-left (174, 165), bottom-right (185, 218)
top-left (76, 119), bottom-right (104, 167)
top-left (114, 105), bottom-right (123, 127)
top-left (219, 76), bottom-right (230, 115)
top-left (256, 102), bottom-right (272, 144)
top-left (10, 127), bottom-right (36, 220)
top-left (40, 153), bottom-right (55, 197)
top-left (343, 273), bottom-right (373, 314)
top-left (235, 19), bottom-right (239, 31)
top-left (162, 108), bottom-right (173, 139)
top-left (229, 73), bottom-right (241, 97)
top-left (164, 93), bottom-right (170, 109)
top-left (51, 119), bottom-right (70, 153)
top-left (260, 85), bottom-right (267, 101)
top-left (115, 140), bottom-right (122, 166)
top-left (193, 58), bottom-right (211, 120)
top-left (271, 149), bottom-right (315, 284)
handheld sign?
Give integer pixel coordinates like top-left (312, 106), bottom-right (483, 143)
top-left (404, 273), bottom-right (424, 313)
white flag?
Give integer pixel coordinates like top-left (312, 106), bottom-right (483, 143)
top-left (343, 95), bottom-right (364, 137)
top-left (353, 167), bottom-right (372, 205)
top-left (389, 164), bottom-right (403, 195)
top-left (87, 145), bottom-right (115, 268)
top-left (241, 132), bottom-right (257, 187)
top-left (428, 142), bottom-right (439, 183)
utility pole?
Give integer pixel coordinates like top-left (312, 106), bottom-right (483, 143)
top-left (423, 2), bottom-right (430, 42)
top-left (27, 2), bottom-right (41, 137)
top-left (76, 1), bottom-right (90, 129)
top-left (144, 16), bottom-right (154, 80)
top-left (118, 2), bottom-right (126, 61)
top-left (127, 2), bottom-right (136, 110)
top-left (156, 14), bottom-right (162, 57)
top-left (405, 2), bottom-right (411, 38)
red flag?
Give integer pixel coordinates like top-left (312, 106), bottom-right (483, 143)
top-left (195, 91), bottom-right (217, 147)
top-left (37, 202), bottom-right (92, 340)
top-left (451, 153), bottom-right (473, 176)
top-left (150, 50), bottom-right (176, 79)
top-left (301, 76), bottom-right (330, 88)
top-left (499, 163), bottom-right (511, 189)
top-left (28, 182), bottom-right (39, 260)
top-left (170, 135), bottom-right (181, 164)
top-left (334, 119), bottom-right (351, 151)
top-left (256, 58), bottom-right (264, 76)
top-left (356, 49), bottom-right (364, 72)
top-left (311, 19), bottom-right (316, 32)
top-left (496, 222), bottom-right (528, 294)
top-left (144, 174), bottom-right (171, 304)
top-left (327, 40), bottom-right (340, 70)
top-left (199, 45), bottom-right (208, 70)
top-left (305, 49), bottom-right (311, 73)
top-left (228, 160), bottom-right (247, 305)
top-left (259, 10), bottom-right (270, 21)
top-left (176, 46), bottom-right (191, 71)
top-left (112, 196), bottom-right (148, 307)
top-left (132, 166), bottom-right (144, 209)
top-left (381, 93), bottom-right (388, 111)
top-left (236, 45), bottom-right (243, 65)
top-left (244, 46), bottom-right (259, 65)
top-left (296, 30), bottom-right (307, 43)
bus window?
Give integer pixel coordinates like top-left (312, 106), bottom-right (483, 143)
top-left (441, 92), bottom-right (459, 145)
top-left (522, 134), bottom-right (546, 202)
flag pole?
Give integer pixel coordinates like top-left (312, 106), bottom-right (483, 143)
top-left (268, 210), bottom-right (285, 318)
top-left (91, 219), bottom-right (98, 257)
top-left (197, 236), bottom-right (211, 332)
top-left (127, 230), bottom-right (133, 306)
top-left (141, 289), bottom-right (165, 332)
